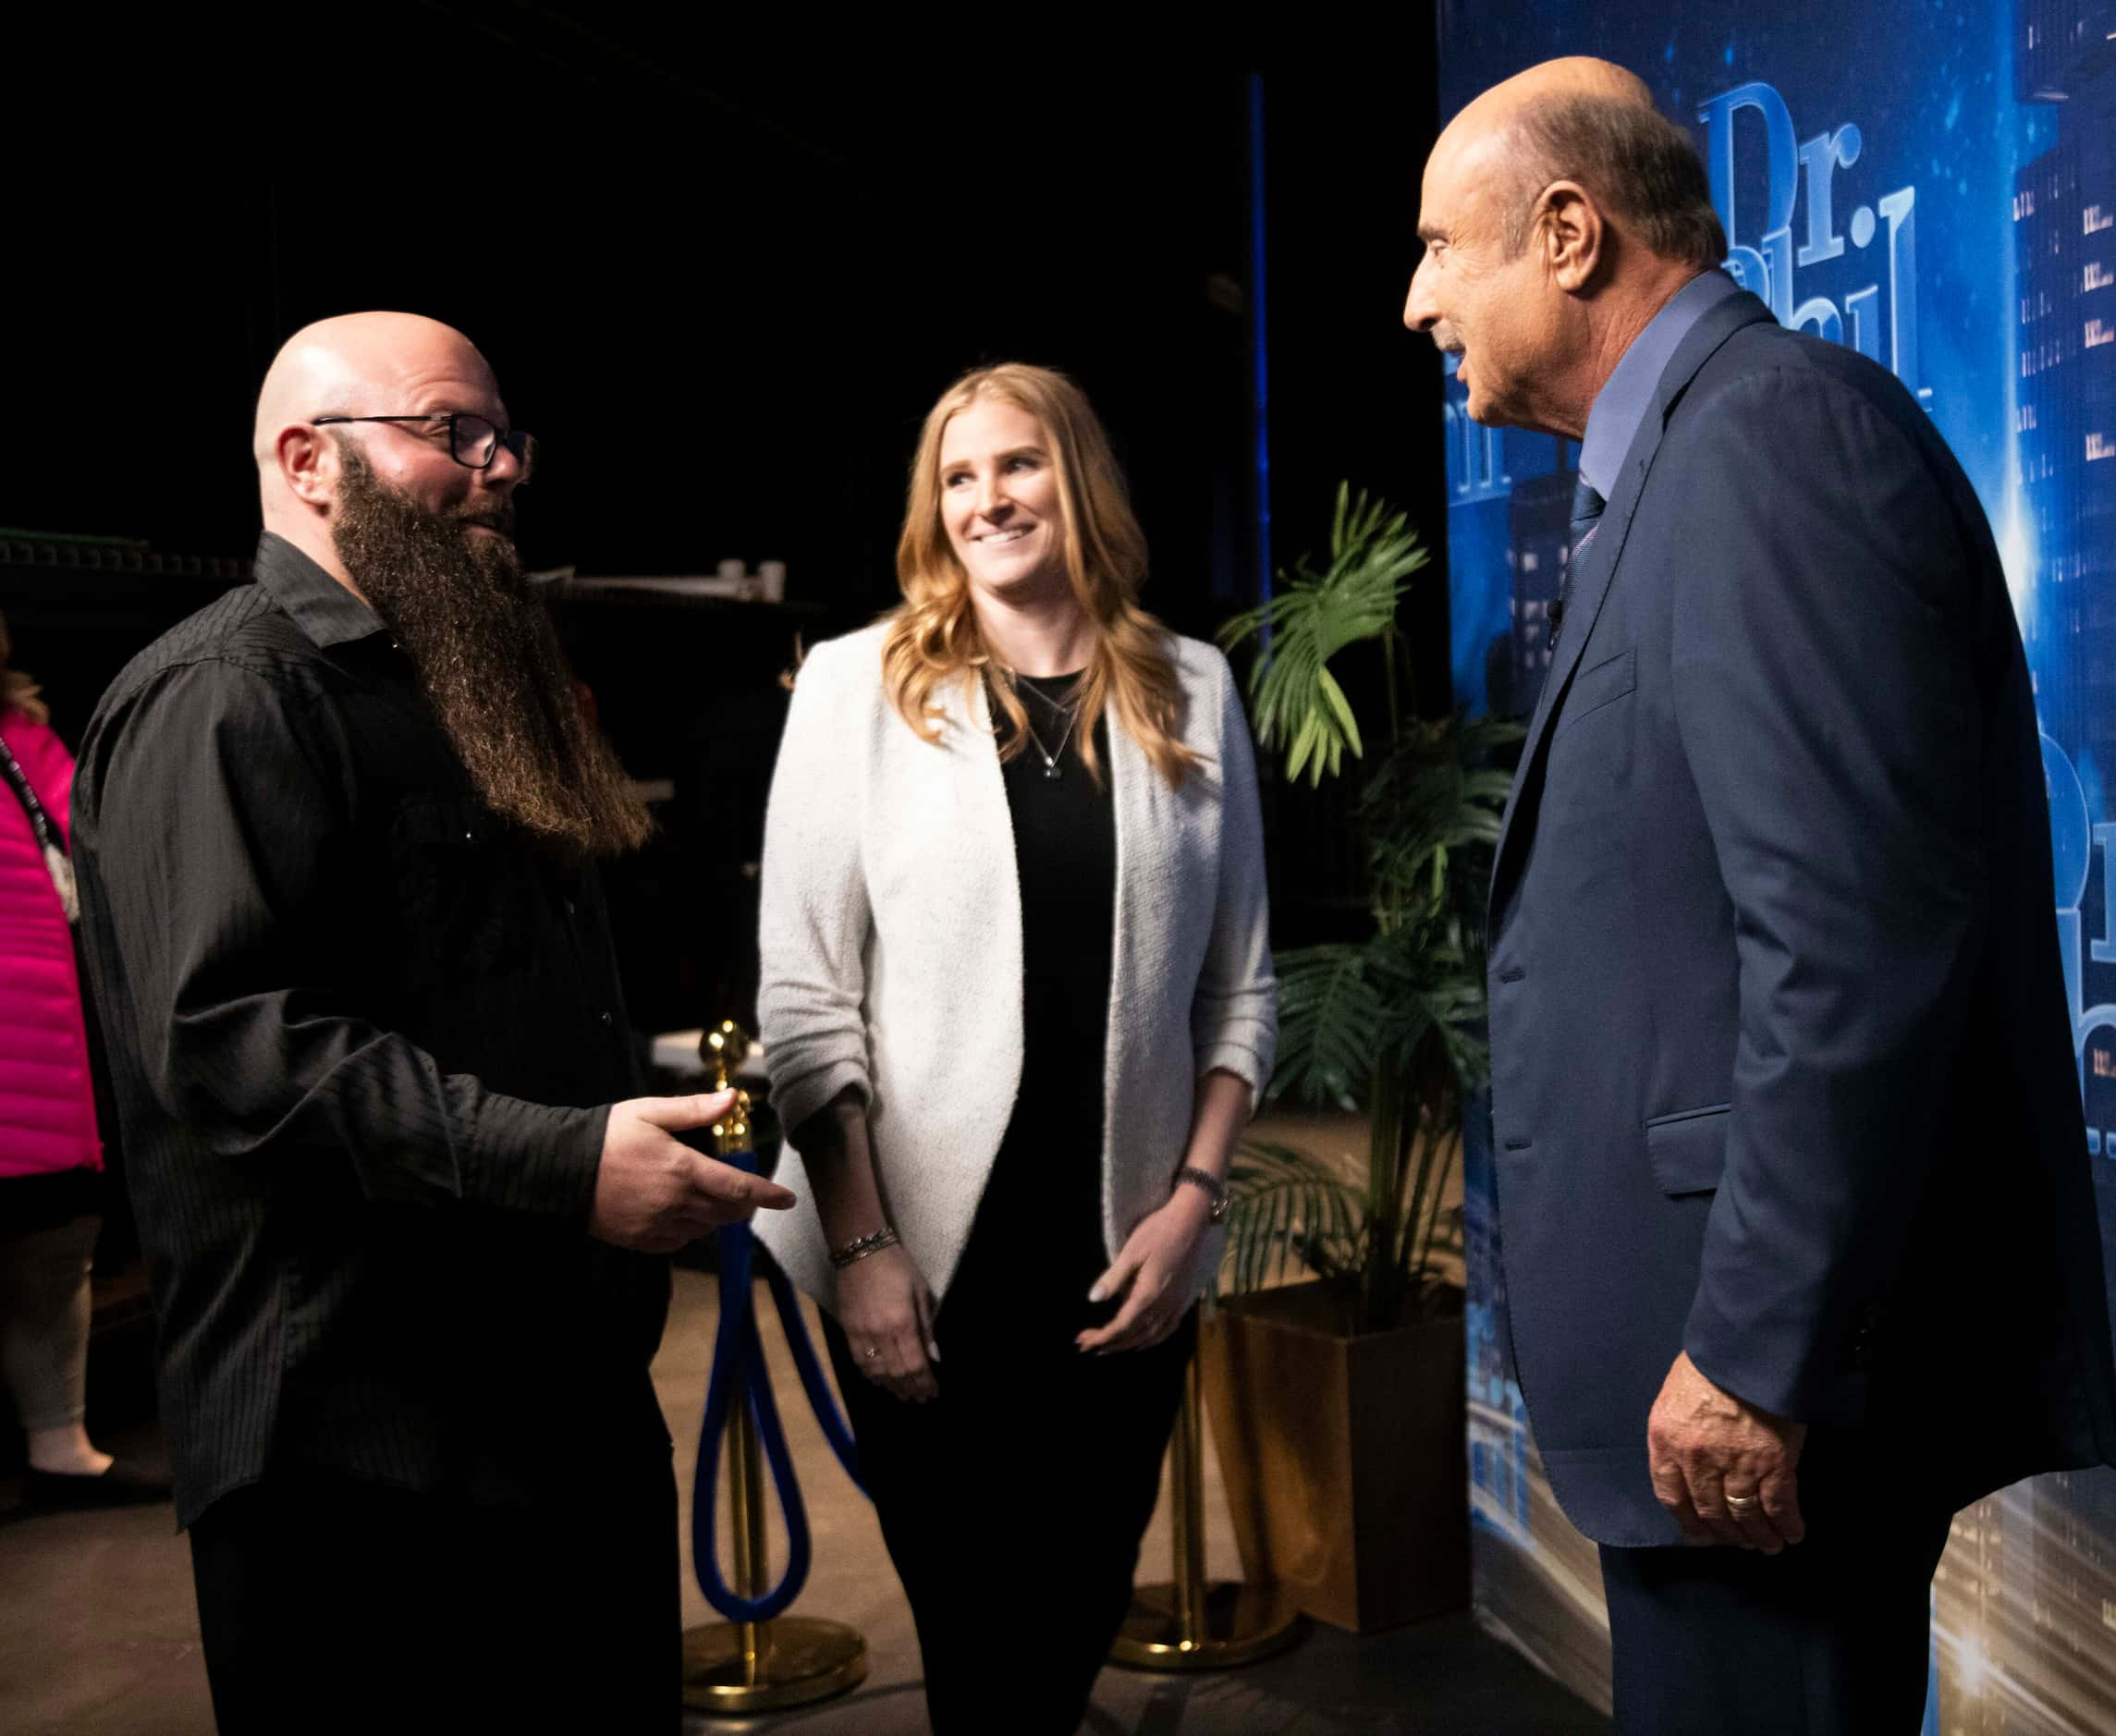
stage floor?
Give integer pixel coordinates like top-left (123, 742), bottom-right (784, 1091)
top-left (1, 1261), bottom-right (1607, 1734)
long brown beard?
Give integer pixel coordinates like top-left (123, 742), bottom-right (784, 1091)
top-left (330, 444), bottom-right (653, 860)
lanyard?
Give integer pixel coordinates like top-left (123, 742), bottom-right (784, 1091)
top-left (0, 727), bottom-right (78, 923)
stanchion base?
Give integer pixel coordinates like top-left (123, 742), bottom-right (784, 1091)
top-left (681, 1617), bottom-right (867, 1716)
top-left (1108, 1581), bottom-right (1307, 1672)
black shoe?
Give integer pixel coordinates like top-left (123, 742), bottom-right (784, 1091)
top-left (20, 1457), bottom-right (173, 1510)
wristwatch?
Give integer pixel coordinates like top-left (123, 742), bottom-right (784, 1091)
top-left (1174, 1166), bottom-right (1230, 1224)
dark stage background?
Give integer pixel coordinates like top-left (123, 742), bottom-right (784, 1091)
top-left (4, 6), bottom-right (1451, 1031)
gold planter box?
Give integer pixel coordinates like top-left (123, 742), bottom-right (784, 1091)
top-left (1200, 1279), bottom-right (1470, 1634)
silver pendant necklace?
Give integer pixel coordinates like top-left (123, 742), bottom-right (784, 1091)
top-left (1011, 671), bottom-right (1082, 780)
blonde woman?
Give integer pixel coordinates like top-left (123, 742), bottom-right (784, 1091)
top-left (754, 363), bottom-right (1275, 1730)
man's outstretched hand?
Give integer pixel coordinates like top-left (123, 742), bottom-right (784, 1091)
top-left (590, 1091), bottom-right (795, 1253)
top-left (1647, 1350), bottom-right (1808, 1552)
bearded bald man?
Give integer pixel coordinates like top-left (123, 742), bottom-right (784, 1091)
top-left (70, 313), bottom-right (792, 1734)
top-left (1408, 60), bottom-right (2116, 1732)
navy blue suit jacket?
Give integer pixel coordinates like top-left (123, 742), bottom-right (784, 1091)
top-left (1486, 289), bottom-right (2116, 1547)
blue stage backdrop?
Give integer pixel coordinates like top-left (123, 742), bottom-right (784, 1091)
top-left (1441, 4), bottom-right (2116, 1727)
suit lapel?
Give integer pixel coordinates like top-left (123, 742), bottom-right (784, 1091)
top-left (1489, 291), bottom-right (1777, 913)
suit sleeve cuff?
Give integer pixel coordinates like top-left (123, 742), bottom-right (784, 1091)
top-left (1682, 1297), bottom-right (1867, 1424)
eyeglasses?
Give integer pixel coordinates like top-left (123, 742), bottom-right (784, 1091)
top-left (311, 412), bottom-right (537, 482)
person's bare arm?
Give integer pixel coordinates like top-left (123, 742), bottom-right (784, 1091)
top-left (795, 1087), bottom-right (938, 1403)
top-left (1077, 1068), bottom-right (1252, 1354)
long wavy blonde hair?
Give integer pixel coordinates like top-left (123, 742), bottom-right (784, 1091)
top-left (880, 363), bottom-right (1201, 789)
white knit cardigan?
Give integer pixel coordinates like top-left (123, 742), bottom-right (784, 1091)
top-left (752, 620), bottom-right (1277, 1314)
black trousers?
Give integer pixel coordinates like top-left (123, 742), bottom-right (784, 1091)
top-left (823, 1184), bottom-right (1193, 1736)
top-left (1599, 1430), bottom-right (1952, 1735)
top-left (189, 1463), bottom-right (680, 1734)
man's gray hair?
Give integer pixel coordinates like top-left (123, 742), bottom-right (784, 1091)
top-left (1500, 94), bottom-right (1727, 270)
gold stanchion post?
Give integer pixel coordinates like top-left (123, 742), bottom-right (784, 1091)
top-left (1109, 1349), bottom-right (1305, 1670)
top-left (681, 1021), bottom-right (868, 1717)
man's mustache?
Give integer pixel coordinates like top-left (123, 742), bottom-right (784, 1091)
top-left (459, 505), bottom-right (516, 537)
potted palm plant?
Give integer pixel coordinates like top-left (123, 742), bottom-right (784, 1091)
top-left (1205, 484), bottom-right (1521, 1633)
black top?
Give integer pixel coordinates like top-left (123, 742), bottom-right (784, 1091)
top-left (950, 670), bottom-right (1117, 1315)
top-left (69, 534), bottom-right (667, 1527)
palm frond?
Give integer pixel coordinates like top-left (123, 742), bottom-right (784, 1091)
top-left (1217, 482), bottom-right (1430, 787)
top-left (1219, 1141), bottom-right (1365, 1297)
top-left (1213, 486), bottom-right (1523, 1330)
top-left (1267, 943), bottom-right (1388, 1110)
top-left (1361, 715), bottom-right (1522, 922)
top-left (1362, 925), bottom-right (1490, 1098)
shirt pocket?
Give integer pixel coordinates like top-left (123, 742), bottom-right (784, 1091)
top-left (385, 798), bottom-right (532, 981)
top-left (1645, 1103), bottom-right (1730, 1196)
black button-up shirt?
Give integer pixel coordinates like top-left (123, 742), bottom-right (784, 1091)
top-left (71, 533), bottom-right (668, 1527)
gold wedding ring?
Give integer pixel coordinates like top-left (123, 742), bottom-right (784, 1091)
top-left (1723, 1493), bottom-right (1761, 1517)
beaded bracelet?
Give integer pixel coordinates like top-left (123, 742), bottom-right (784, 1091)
top-left (828, 1226), bottom-right (901, 1270)
top-left (1173, 1167), bottom-right (1230, 1224)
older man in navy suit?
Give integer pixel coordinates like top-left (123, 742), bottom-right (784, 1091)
top-left (1406, 56), bottom-right (2116, 1733)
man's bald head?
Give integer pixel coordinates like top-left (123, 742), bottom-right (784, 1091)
top-left (253, 312), bottom-right (519, 593)
top-left (254, 312), bottom-right (498, 469)
top-left (1434, 57), bottom-right (1724, 273)
top-left (253, 313), bottom-right (494, 442)
top-left (1406, 58), bottom-right (1724, 438)
top-left (1439, 55), bottom-right (1654, 153)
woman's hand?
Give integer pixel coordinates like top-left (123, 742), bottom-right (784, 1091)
top-left (1076, 1187), bottom-right (1213, 1355)
top-left (837, 1245), bottom-right (940, 1402)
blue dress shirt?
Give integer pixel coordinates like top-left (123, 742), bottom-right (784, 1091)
top-left (1576, 269), bottom-right (1744, 498)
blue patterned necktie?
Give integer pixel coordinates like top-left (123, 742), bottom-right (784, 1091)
top-left (1551, 476), bottom-right (1606, 648)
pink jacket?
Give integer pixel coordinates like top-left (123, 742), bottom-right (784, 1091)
top-left (0, 707), bottom-right (101, 1180)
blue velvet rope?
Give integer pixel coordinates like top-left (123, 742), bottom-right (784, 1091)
top-left (691, 1150), bottom-right (867, 1624)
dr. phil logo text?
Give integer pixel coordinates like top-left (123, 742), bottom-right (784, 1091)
top-left (1701, 81), bottom-right (1926, 406)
